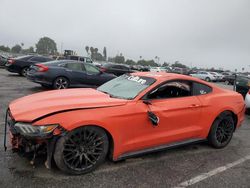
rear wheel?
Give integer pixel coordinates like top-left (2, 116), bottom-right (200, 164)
top-left (21, 67), bottom-right (29, 77)
top-left (208, 112), bottom-right (234, 148)
top-left (225, 80), bottom-right (229, 85)
top-left (205, 77), bottom-right (211, 82)
top-left (53, 77), bottom-right (69, 89)
top-left (54, 126), bottom-right (109, 175)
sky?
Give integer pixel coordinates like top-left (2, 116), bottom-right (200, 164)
top-left (0, 0), bottom-right (249, 71)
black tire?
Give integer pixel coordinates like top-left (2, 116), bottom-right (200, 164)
top-left (225, 80), bottom-right (229, 85)
top-left (208, 112), bottom-right (235, 149)
top-left (21, 67), bottom-right (29, 77)
top-left (205, 77), bottom-right (211, 82)
top-left (53, 77), bottom-right (69, 89)
top-left (54, 126), bottom-right (109, 175)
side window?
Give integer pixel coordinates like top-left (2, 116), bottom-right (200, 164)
top-left (192, 82), bottom-right (212, 95)
top-left (84, 64), bottom-right (100, 74)
top-left (66, 63), bottom-right (83, 71)
top-left (147, 81), bottom-right (191, 99)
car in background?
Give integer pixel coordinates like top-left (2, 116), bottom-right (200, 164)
top-left (150, 67), bottom-right (168, 72)
top-left (65, 55), bottom-right (92, 63)
top-left (6, 72), bottom-right (245, 174)
top-left (100, 63), bottom-right (133, 76)
top-left (210, 72), bottom-right (224, 82)
top-left (0, 55), bottom-right (8, 67)
top-left (245, 90), bottom-right (250, 114)
top-left (223, 75), bottom-right (236, 85)
top-left (26, 60), bottom-right (116, 89)
top-left (190, 71), bottom-right (216, 82)
top-left (5, 55), bottom-right (53, 76)
top-left (235, 75), bottom-right (250, 98)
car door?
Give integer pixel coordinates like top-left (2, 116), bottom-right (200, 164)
top-left (65, 62), bottom-right (88, 85)
top-left (123, 80), bottom-right (202, 152)
top-left (82, 63), bottom-right (104, 86)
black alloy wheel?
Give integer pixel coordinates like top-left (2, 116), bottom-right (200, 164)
top-left (53, 77), bottom-right (69, 89)
top-left (208, 112), bottom-right (234, 148)
top-left (54, 126), bottom-right (109, 174)
top-left (215, 119), bottom-right (234, 144)
top-left (21, 67), bottom-right (29, 76)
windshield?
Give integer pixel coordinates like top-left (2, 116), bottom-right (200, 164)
top-left (97, 74), bottom-right (156, 99)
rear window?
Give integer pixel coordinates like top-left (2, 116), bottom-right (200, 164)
top-left (192, 82), bottom-right (212, 95)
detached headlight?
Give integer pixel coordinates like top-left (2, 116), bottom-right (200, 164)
top-left (14, 122), bottom-right (58, 137)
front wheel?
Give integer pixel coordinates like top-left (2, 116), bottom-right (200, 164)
top-left (54, 126), bottom-right (109, 175)
top-left (208, 113), bottom-right (234, 148)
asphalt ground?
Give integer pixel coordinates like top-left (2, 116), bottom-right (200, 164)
top-left (0, 68), bottom-right (249, 188)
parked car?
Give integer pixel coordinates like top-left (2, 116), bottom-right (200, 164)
top-left (235, 75), bottom-right (250, 98)
top-left (65, 55), bottom-right (92, 63)
top-left (150, 67), bottom-right (168, 72)
top-left (245, 90), bottom-right (250, 114)
top-left (5, 72), bottom-right (245, 174)
top-left (0, 55), bottom-right (8, 67)
top-left (210, 72), bottom-right (224, 82)
top-left (100, 63), bottom-right (133, 76)
top-left (5, 55), bottom-right (53, 76)
top-left (190, 71), bottom-right (217, 82)
top-left (223, 75), bottom-right (236, 85)
top-left (26, 60), bottom-right (116, 89)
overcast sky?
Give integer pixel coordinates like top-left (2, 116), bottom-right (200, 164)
top-left (0, 0), bottom-right (249, 71)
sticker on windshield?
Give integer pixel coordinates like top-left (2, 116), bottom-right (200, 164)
top-left (126, 75), bottom-right (146, 85)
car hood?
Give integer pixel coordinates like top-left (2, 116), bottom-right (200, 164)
top-left (9, 88), bottom-right (128, 122)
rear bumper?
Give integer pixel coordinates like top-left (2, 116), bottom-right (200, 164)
top-left (27, 73), bottom-right (52, 85)
top-left (236, 105), bottom-right (246, 128)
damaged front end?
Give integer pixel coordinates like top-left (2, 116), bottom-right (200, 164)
top-left (4, 109), bottom-right (67, 169)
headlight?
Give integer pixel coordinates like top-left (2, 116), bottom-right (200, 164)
top-left (14, 122), bottom-right (58, 137)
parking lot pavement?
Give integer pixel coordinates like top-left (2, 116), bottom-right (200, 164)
top-left (0, 68), bottom-right (249, 188)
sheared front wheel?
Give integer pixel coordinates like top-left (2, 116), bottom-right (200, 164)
top-left (54, 126), bottom-right (109, 175)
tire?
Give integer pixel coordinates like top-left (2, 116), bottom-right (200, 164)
top-left (225, 80), bottom-right (229, 85)
top-left (53, 77), bottom-right (69, 89)
top-left (21, 67), bottom-right (29, 77)
top-left (54, 126), bottom-right (109, 175)
top-left (208, 112), bottom-right (235, 149)
top-left (205, 77), bottom-right (211, 82)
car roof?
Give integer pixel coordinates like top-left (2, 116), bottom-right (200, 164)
top-left (131, 72), bottom-right (213, 84)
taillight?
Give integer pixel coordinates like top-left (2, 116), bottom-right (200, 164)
top-left (36, 64), bottom-right (49, 72)
top-left (100, 67), bottom-right (107, 72)
top-left (248, 90), bottom-right (250, 94)
top-left (8, 59), bottom-right (15, 64)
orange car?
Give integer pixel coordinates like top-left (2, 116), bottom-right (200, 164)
top-left (5, 72), bottom-right (245, 174)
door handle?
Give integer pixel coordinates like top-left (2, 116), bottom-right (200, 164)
top-left (188, 104), bottom-right (200, 108)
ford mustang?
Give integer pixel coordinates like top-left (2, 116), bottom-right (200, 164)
top-left (4, 72), bottom-right (245, 174)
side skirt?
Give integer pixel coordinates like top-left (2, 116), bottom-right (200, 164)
top-left (115, 138), bottom-right (205, 161)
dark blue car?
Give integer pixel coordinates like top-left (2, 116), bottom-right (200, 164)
top-left (27, 60), bottom-right (116, 89)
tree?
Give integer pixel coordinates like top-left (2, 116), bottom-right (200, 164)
top-left (22, 46), bottom-right (35, 54)
top-left (0, 45), bottom-right (10, 52)
top-left (114, 53), bottom-right (125, 64)
top-left (11, 44), bottom-right (22, 53)
top-left (36, 37), bottom-right (57, 55)
top-left (171, 61), bottom-right (187, 68)
top-left (85, 46), bottom-right (89, 55)
top-left (103, 47), bottom-right (107, 61)
top-left (137, 59), bottom-right (158, 67)
top-left (125, 59), bottom-right (136, 65)
top-left (162, 62), bottom-right (170, 67)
